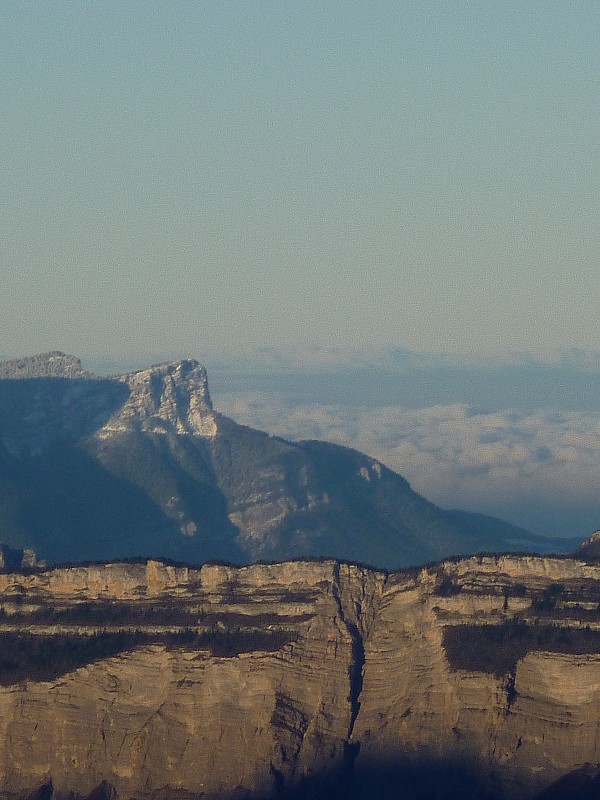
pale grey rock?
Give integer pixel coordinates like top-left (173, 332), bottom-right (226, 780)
top-left (0, 355), bottom-right (217, 458)
top-left (99, 359), bottom-right (217, 439)
top-left (0, 352), bottom-right (92, 380)
top-left (577, 529), bottom-right (600, 559)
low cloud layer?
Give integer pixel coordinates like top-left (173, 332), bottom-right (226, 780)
top-left (82, 345), bottom-right (600, 541)
top-left (215, 392), bottom-right (600, 539)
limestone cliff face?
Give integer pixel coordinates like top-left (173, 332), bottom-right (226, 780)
top-left (0, 355), bottom-right (216, 459)
top-left (355, 555), bottom-right (600, 799)
top-left (98, 360), bottom-right (217, 439)
top-left (1, 556), bottom-right (600, 798)
top-left (578, 529), bottom-right (600, 559)
top-left (0, 560), bottom-right (385, 800)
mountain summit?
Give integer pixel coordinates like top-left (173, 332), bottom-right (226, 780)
top-left (0, 353), bottom-right (564, 567)
top-left (100, 358), bottom-right (217, 438)
top-left (0, 352), bottom-right (217, 447)
top-left (0, 351), bottom-right (92, 380)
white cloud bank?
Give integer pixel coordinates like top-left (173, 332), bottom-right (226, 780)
top-left (215, 392), bottom-right (600, 538)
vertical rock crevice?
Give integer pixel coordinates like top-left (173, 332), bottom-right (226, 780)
top-left (331, 562), bottom-right (367, 774)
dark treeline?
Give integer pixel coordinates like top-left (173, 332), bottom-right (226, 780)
top-left (0, 601), bottom-right (313, 628)
top-left (0, 628), bottom-right (298, 685)
top-left (444, 620), bottom-right (600, 677)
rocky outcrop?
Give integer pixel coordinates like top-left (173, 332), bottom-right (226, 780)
top-left (0, 352), bottom-right (92, 380)
top-left (1, 555), bottom-right (600, 798)
top-left (98, 359), bottom-right (217, 439)
top-left (0, 559), bottom-right (385, 800)
top-left (354, 555), bottom-right (600, 798)
top-left (0, 353), bottom-right (217, 450)
top-left (577, 529), bottom-right (600, 559)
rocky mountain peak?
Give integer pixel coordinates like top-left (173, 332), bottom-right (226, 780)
top-left (0, 352), bottom-right (93, 380)
top-left (0, 354), bottom-right (218, 457)
top-left (582, 529), bottom-right (600, 546)
top-left (576, 529), bottom-right (600, 559)
top-left (101, 358), bottom-right (217, 438)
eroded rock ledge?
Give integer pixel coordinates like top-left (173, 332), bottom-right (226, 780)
top-left (1, 555), bottom-right (600, 799)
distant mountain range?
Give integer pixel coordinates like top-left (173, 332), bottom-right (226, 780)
top-left (0, 352), bottom-right (569, 568)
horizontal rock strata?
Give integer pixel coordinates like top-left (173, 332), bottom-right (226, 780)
top-left (0, 556), bottom-right (600, 798)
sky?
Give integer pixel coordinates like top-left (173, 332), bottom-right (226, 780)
top-left (1, 1), bottom-right (600, 359)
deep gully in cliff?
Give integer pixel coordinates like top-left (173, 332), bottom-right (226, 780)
top-left (331, 562), bottom-right (370, 774)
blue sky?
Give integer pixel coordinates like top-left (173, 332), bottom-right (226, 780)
top-left (2, 1), bottom-right (599, 360)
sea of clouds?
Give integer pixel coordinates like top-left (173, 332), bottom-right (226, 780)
top-left (214, 392), bottom-right (600, 540)
top-left (87, 345), bottom-right (600, 540)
